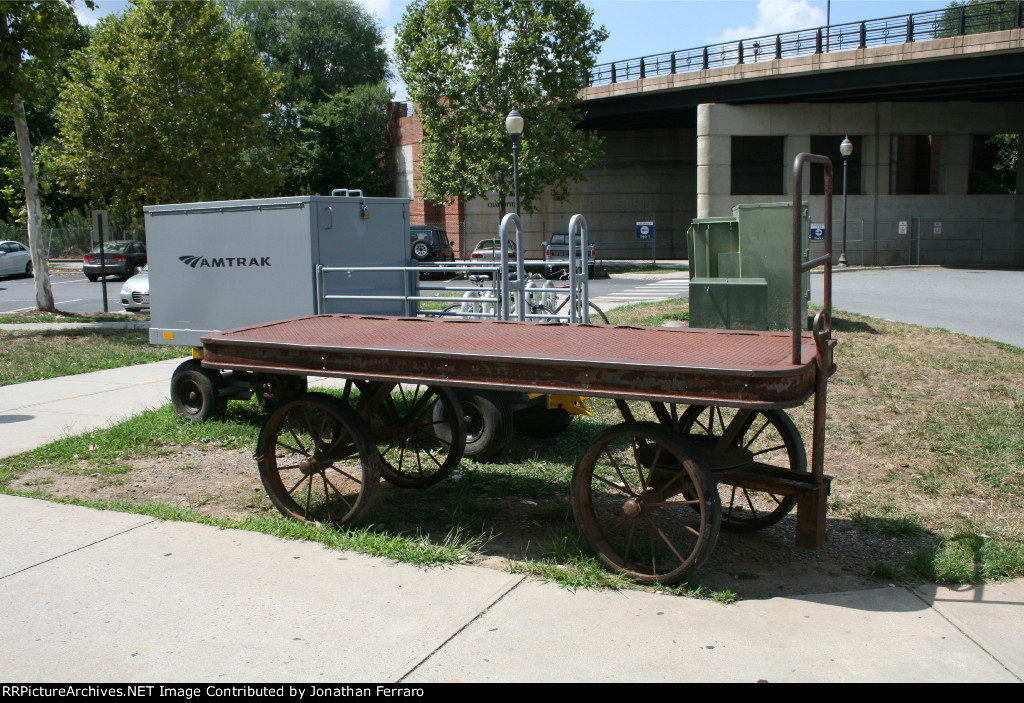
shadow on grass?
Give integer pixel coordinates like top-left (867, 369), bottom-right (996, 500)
top-left (831, 315), bottom-right (881, 334)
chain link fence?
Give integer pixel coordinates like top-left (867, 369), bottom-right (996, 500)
top-left (816, 218), bottom-right (1020, 267)
top-left (0, 223), bottom-right (144, 260)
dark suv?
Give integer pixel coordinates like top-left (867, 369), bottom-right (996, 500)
top-left (410, 225), bottom-right (455, 263)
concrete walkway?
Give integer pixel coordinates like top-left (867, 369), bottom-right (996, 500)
top-left (1, 487), bottom-right (1021, 682)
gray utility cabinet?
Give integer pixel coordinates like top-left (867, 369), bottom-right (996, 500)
top-left (145, 194), bottom-right (411, 348)
top-left (687, 202), bottom-right (810, 331)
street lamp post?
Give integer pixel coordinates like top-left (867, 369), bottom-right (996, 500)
top-left (505, 109), bottom-right (524, 217)
top-left (839, 135), bottom-right (853, 267)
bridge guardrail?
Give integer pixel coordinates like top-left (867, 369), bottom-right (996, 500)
top-left (588, 1), bottom-right (1022, 86)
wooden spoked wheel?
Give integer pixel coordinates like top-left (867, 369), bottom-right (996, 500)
top-left (366, 384), bottom-right (466, 488)
top-left (257, 392), bottom-right (381, 524)
top-left (678, 406), bottom-right (807, 532)
top-left (571, 422), bottom-right (721, 585)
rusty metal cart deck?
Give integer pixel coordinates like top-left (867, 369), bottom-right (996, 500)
top-left (201, 315), bottom-right (821, 409)
top-left (199, 153), bottom-right (838, 585)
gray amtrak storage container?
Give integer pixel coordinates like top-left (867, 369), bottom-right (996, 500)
top-left (145, 193), bottom-right (410, 348)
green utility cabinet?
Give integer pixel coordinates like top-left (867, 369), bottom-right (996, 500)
top-left (687, 202), bottom-right (810, 331)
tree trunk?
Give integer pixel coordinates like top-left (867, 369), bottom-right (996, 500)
top-left (11, 92), bottom-right (55, 312)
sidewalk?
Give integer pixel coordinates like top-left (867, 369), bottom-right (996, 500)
top-left (1, 360), bottom-right (1022, 681)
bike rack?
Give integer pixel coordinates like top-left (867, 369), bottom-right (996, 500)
top-left (316, 213), bottom-right (594, 323)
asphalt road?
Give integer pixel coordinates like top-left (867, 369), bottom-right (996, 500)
top-left (811, 267), bottom-right (1024, 348)
top-left (0, 271), bottom-right (131, 315)
top-left (0, 270), bottom-right (656, 316)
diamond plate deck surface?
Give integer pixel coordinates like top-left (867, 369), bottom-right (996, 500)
top-left (202, 315), bottom-right (820, 407)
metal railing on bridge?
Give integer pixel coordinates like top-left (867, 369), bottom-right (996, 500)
top-left (588, 0), bottom-right (1023, 86)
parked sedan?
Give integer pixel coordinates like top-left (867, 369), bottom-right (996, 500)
top-left (0, 240), bottom-right (33, 278)
top-left (83, 240), bottom-right (147, 281)
top-left (120, 264), bottom-right (149, 312)
top-left (470, 238), bottom-right (516, 262)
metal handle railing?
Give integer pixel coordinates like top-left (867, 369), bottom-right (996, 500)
top-left (791, 153), bottom-right (833, 366)
top-left (567, 214), bottom-right (590, 323)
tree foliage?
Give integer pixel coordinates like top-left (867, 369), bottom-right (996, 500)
top-left (939, 1), bottom-right (1018, 37)
top-left (969, 134), bottom-right (1018, 194)
top-left (226, 0), bottom-right (390, 110)
top-left (292, 82), bottom-right (394, 196)
top-left (52, 0), bottom-right (281, 212)
top-left (395, 0), bottom-right (608, 216)
top-left (226, 0), bottom-right (393, 195)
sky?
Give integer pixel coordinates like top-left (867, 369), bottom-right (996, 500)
top-left (76, 0), bottom-right (950, 101)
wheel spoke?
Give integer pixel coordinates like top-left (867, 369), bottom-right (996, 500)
top-left (657, 508), bottom-right (704, 538)
top-left (322, 473), bottom-right (355, 512)
top-left (593, 472), bottom-right (634, 496)
top-left (647, 514), bottom-right (690, 565)
top-left (327, 463), bottom-right (364, 486)
top-left (743, 418), bottom-right (772, 448)
top-left (602, 446), bottom-right (635, 495)
top-left (750, 443), bottom-right (789, 458)
top-left (287, 473), bottom-right (310, 497)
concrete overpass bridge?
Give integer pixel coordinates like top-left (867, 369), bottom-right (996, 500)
top-left (458, 1), bottom-right (1024, 267)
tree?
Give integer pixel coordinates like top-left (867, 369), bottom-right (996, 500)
top-left (226, 0), bottom-right (392, 194)
top-left (226, 0), bottom-right (390, 110)
top-left (395, 0), bottom-right (608, 219)
top-left (0, 0), bottom-right (88, 311)
top-left (52, 0), bottom-right (281, 214)
top-left (292, 82), bottom-right (394, 196)
top-left (938, 1), bottom-right (1017, 37)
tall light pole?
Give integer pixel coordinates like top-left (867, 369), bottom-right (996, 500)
top-left (505, 109), bottom-right (524, 217)
top-left (839, 135), bottom-right (853, 267)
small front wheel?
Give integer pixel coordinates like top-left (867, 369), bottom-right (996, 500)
top-left (572, 422), bottom-right (720, 584)
top-left (170, 359), bottom-right (227, 421)
top-left (457, 390), bottom-right (513, 462)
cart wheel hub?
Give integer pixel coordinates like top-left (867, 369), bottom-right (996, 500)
top-left (622, 497), bottom-right (643, 519)
top-left (299, 458), bottom-right (318, 475)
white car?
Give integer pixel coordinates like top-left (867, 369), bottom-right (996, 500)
top-left (470, 238), bottom-right (516, 262)
top-left (0, 240), bottom-right (32, 278)
top-left (120, 265), bottom-right (150, 312)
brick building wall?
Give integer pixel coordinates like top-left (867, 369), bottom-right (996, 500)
top-left (389, 103), bottom-right (467, 257)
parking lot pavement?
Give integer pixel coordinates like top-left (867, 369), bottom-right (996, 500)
top-left (812, 267), bottom-right (1024, 348)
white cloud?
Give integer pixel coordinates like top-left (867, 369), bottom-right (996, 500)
top-left (712, 0), bottom-right (826, 43)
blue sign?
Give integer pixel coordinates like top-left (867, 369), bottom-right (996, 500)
top-left (636, 222), bottom-right (655, 240)
top-left (810, 223), bottom-right (825, 241)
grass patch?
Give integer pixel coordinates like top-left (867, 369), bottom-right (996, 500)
top-left (851, 507), bottom-right (925, 537)
top-left (0, 310), bottom-right (148, 324)
top-left (605, 297), bottom-right (689, 327)
top-left (0, 327), bottom-right (185, 386)
top-left (908, 531), bottom-right (1024, 583)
